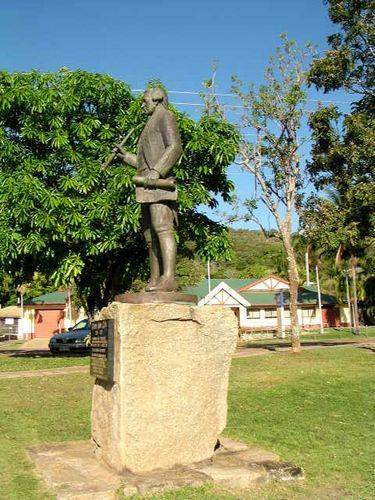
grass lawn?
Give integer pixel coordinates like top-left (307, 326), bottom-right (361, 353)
top-left (244, 325), bottom-right (375, 348)
top-left (0, 353), bottom-right (89, 372)
top-left (0, 348), bottom-right (374, 499)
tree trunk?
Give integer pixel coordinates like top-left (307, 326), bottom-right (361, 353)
top-left (282, 232), bottom-right (301, 353)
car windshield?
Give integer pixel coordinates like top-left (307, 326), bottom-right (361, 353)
top-left (71, 319), bottom-right (88, 330)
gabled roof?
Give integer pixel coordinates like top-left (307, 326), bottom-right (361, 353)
top-left (199, 281), bottom-right (250, 307)
top-left (185, 278), bottom-right (256, 300)
top-left (238, 274), bottom-right (289, 292)
top-left (27, 291), bottom-right (68, 305)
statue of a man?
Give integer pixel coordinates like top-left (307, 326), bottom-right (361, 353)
top-left (116, 87), bottom-right (183, 292)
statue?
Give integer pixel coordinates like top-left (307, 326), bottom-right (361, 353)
top-left (115, 87), bottom-right (182, 292)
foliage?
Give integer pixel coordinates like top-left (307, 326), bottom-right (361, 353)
top-left (0, 271), bottom-right (54, 306)
top-left (209, 230), bottom-right (287, 279)
top-left (308, 0), bottom-right (374, 110)
top-left (304, 0), bottom-right (375, 322)
top-left (0, 69), bottom-right (239, 314)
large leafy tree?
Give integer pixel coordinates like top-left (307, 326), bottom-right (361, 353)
top-left (0, 69), bottom-right (239, 314)
top-left (303, 0), bottom-right (375, 325)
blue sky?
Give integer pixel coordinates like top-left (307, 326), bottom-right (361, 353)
top-left (1, 0), bottom-right (348, 230)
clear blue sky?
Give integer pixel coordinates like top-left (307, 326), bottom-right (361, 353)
top-left (1, 0), bottom-right (347, 230)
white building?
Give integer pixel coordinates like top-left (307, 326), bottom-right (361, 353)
top-left (185, 274), bottom-right (346, 334)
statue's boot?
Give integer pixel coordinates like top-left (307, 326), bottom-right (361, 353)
top-left (154, 276), bottom-right (178, 292)
top-left (145, 279), bottom-right (159, 292)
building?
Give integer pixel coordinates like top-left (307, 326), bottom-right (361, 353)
top-left (185, 274), bottom-right (349, 335)
top-left (0, 306), bottom-right (23, 339)
top-left (16, 290), bottom-right (84, 340)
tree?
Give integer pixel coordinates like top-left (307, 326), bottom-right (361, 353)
top-left (304, 0), bottom-right (375, 327)
top-left (231, 36), bottom-right (314, 353)
top-left (0, 69), bottom-right (239, 315)
top-left (307, 0), bottom-right (374, 236)
top-left (309, 0), bottom-right (374, 110)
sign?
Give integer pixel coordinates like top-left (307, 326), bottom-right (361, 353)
top-left (276, 292), bottom-right (285, 308)
top-left (90, 319), bottom-right (114, 382)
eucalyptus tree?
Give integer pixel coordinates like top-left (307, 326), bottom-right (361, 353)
top-left (231, 36), bottom-right (314, 353)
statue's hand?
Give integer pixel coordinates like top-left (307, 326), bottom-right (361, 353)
top-left (113, 144), bottom-right (126, 155)
top-left (147, 170), bottom-right (160, 180)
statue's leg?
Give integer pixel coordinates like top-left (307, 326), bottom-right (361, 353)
top-left (150, 203), bottom-right (177, 292)
top-left (142, 204), bottom-right (161, 291)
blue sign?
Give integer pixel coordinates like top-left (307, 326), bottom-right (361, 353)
top-left (276, 292), bottom-right (285, 308)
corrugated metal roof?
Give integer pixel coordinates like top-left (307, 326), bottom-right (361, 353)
top-left (185, 279), bottom-right (337, 306)
top-left (29, 291), bottom-right (67, 305)
top-left (184, 278), bottom-right (256, 299)
top-left (241, 292), bottom-right (278, 305)
top-left (0, 306), bottom-right (22, 318)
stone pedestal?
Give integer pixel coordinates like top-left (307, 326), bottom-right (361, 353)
top-left (91, 302), bottom-right (238, 474)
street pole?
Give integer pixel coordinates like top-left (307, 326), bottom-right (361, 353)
top-left (351, 258), bottom-right (360, 335)
top-left (207, 259), bottom-right (211, 293)
top-left (345, 274), bottom-right (353, 330)
top-left (68, 287), bottom-right (72, 326)
top-left (305, 250), bottom-right (310, 286)
top-left (17, 285), bottom-right (27, 340)
top-left (315, 264), bottom-right (324, 335)
top-left (276, 292), bottom-right (286, 339)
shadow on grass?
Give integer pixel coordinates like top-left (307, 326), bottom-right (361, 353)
top-left (0, 349), bottom-right (90, 358)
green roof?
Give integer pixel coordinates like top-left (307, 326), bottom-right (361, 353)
top-left (29, 291), bottom-right (68, 305)
top-left (185, 279), bottom-right (337, 306)
top-left (184, 278), bottom-right (256, 299)
top-left (241, 291), bottom-right (278, 305)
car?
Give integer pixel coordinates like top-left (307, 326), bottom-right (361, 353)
top-left (49, 319), bottom-right (91, 355)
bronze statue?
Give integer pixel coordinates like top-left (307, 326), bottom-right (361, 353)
top-left (115, 87), bottom-right (182, 292)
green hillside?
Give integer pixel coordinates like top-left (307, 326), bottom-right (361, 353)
top-left (176, 229), bottom-right (287, 288)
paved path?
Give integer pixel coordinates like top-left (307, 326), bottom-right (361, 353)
top-left (0, 365), bottom-right (89, 379)
top-left (18, 338), bottom-right (50, 350)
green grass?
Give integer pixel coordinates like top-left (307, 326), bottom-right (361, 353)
top-left (244, 326), bottom-right (375, 348)
top-left (0, 348), bottom-right (374, 499)
top-left (0, 373), bottom-right (93, 499)
top-left (0, 353), bottom-right (89, 372)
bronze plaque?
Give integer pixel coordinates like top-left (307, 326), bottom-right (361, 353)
top-left (90, 319), bottom-right (114, 382)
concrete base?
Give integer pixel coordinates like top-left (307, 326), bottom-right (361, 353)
top-left (28, 438), bottom-right (304, 499)
top-left (91, 302), bottom-right (238, 473)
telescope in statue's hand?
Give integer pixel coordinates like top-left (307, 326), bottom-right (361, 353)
top-left (101, 128), bottom-right (135, 170)
top-left (133, 175), bottom-right (177, 191)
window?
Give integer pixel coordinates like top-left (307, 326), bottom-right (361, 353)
top-left (72, 319), bottom-right (89, 330)
top-left (283, 309), bottom-right (290, 318)
top-left (247, 308), bottom-right (261, 319)
top-left (302, 308), bottom-right (316, 318)
top-left (265, 309), bottom-right (277, 318)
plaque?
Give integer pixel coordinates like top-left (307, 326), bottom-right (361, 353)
top-left (90, 319), bottom-right (114, 382)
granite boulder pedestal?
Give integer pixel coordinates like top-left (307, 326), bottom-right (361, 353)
top-left (91, 301), bottom-right (239, 474)
top-left (28, 300), bottom-right (304, 498)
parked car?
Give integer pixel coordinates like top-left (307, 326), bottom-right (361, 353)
top-left (49, 319), bottom-right (90, 355)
